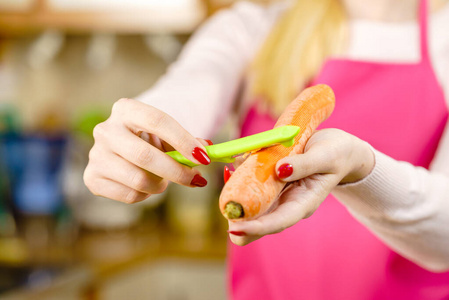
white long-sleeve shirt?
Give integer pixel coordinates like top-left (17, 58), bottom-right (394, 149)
top-left (137, 1), bottom-right (449, 271)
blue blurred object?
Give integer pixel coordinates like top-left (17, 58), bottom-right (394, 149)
top-left (1, 134), bottom-right (67, 215)
top-left (0, 104), bottom-right (68, 215)
top-left (0, 105), bottom-right (18, 233)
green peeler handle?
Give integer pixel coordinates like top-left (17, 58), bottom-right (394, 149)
top-left (166, 125), bottom-right (300, 167)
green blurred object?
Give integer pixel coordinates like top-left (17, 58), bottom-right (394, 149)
top-left (0, 103), bottom-right (20, 134)
top-left (71, 108), bottom-right (109, 138)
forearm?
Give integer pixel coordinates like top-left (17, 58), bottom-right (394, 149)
top-left (136, 2), bottom-right (278, 139)
top-left (333, 149), bottom-right (449, 272)
top-left (136, 66), bottom-right (239, 139)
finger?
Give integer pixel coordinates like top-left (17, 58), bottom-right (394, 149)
top-left (106, 127), bottom-right (206, 187)
top-left (162, 138), bottom-right (212, 152)
top-left (223, 165), bottom-right (233, 184)
top-left (228, 233), bottom-right (261, 246)
top-left (140, 131), bottom-right (151, 143)
top-left (232, 156), bottom-right (246, 169)
top-left (197, 138), bottom-right (213, 146)
top-left (86, 177), bottom-right (150, 204)
top-left (94, 151), bottom-right (169, 194)
top-left (114, 99), bottom-right (210, 165)
top-left (141, 132), bottom-right (166, 152)
top-left (227, 220), bottom-right (261, 246)
top-left (228, 174), bottom-right (340, 237)
top-left (276, 149), bottom-right (337, 182)
top-left (161, 140), bottom-right (175, 152)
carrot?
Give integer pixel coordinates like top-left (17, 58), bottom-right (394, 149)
top-left (219, 84), bottom-right (335, 220)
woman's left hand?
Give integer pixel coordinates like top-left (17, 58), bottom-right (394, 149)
top-left (228, 128), bottom-right (375, 246)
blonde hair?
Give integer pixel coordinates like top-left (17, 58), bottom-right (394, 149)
top-left (251, 0), bottom-right (347, 116)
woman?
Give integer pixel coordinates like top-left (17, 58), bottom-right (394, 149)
top-left (84, 0), bottom-right (449, 298)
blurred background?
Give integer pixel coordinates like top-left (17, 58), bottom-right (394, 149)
top-left (0, 0), bottom-right (262, 299)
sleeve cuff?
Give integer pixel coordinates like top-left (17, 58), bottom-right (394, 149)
top-left (332, 148), bottom-right (419, 219)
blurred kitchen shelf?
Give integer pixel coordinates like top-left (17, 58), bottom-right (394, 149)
top-left (0, 0), bottom-right (208, 35)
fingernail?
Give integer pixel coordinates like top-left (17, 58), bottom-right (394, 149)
top-left (205, 139), bottom-right (214, 146)
top-left (227, 230), bottom-right (246, 236)
top-left (192, 147), bottom-right (211, 165)
top-left (224, 166), bottom-right (232, 184)
top-left (190, 174), bottom-right (208, 187)
top-left (277, 163), bottom-right (293, 179)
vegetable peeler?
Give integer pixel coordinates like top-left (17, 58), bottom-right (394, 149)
top-left (166, 125), bottom-right (301, 167)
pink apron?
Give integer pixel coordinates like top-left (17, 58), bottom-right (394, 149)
top-left (229, 1), bottom-right (449, 299)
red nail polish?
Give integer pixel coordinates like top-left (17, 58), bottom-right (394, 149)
top-left (227, 230), bottom-right (246, 236)
top-left (278, 163), bottom-right (293, 179)
top-left (224, 166), bottom-right (231, 184)
top-left (190, 174), bottom-right (208, 187)
top-left (192, 147), bottom-right (211, 165)
top-left (205, 139), bottom-right (214, 146)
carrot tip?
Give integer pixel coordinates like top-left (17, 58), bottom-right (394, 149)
top-left (224, 202), bottom-right (244, 219)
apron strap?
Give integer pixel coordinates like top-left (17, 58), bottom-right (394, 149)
top-left (419, 0), bottom-right (430, 63)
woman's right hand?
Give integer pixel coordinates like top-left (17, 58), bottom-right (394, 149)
top-left (83, 98), bottom-right (211, 204)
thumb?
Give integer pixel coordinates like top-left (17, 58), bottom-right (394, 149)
top-left (275, 148), bottom-right (338, 182)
